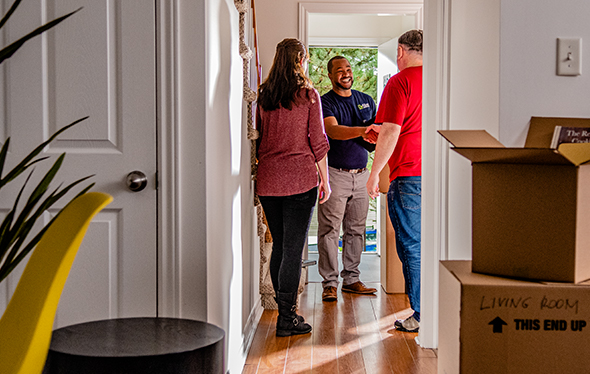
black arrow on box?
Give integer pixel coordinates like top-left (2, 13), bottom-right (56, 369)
top-left (489, 317), bottom-right (507, 333)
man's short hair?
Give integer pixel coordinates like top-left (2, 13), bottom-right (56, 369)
top-left (327, 56), bottom-right (348, 74)
top-left (399, 30), bottom-right (423, 53)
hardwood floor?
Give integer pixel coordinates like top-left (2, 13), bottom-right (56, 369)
top-left (243, 282), bottom-right (437, 373)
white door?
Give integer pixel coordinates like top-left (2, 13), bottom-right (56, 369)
top-left (0, 0), bottom-right (157, 327)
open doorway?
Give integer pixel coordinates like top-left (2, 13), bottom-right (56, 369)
top-left (302, 10), bottom-right (420, 286)
top-left (305, 45), bottom-right (381, 283)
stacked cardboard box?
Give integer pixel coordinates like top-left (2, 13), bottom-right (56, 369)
top-left (438, 118), bottom-right (590, 373)
top-left (439, 261), bottom-right (590, 374)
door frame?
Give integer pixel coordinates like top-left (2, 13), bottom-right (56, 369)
top-left (422, 0), bottom-right (452, 349)
top-left (155, 0), bottom-right (178, 317)
top-left (298, 0), bottom-right (451, 348)
top-left (155, 0), bottom-right (209, 320)
top-left (299, 2), bottom-right (424, 45)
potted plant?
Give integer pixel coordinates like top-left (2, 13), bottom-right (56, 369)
top-left (0, 0), bottom-right (92, 283)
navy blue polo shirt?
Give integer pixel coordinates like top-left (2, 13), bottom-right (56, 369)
top-left (321, 89), bottom-right (376, 169)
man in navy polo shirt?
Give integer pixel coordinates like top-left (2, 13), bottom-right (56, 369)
top-left (318, 56), bottom-right (379, 302)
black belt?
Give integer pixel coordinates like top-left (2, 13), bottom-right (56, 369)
top-left (337, 167), bottom-right (366, 174)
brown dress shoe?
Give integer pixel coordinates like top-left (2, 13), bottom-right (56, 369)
top-left (341, 281), bottom-right (377, 294)
top-left (322, 286), bottom-right (338, 301)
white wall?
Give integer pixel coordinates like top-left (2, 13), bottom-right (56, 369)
top-left (203, 0), bottom-right (259, 372)
top-left (446, 0), bottom-right (500, 260)
top-left (444, 0), bottom-right (590, 259)
top-left (177, 0), bottom-right (259, 371)
top-left (420, 0), bottom-right (500, 350)
top-left (177, 0), bottom-right (208, 321)
top-left (500, 0), bottom-right (590, 146)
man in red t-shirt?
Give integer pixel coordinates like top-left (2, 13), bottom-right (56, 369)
top-left (366, 30), bottom-right (423, 333)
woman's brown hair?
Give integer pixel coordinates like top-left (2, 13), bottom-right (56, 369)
top-left (258, 38), bottom-right (314, 111)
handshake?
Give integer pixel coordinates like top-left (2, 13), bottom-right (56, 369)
top-left (363, 124), bottom-right (381, 144)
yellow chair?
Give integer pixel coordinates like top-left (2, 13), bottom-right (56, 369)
top-left (0, 192), bottom-right (113, 374)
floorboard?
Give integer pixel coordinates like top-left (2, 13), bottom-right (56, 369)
top-left (243, 282), bottom-right (437, 373)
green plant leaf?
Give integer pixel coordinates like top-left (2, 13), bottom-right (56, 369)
top-left (6, 154), bottom-right (63, 247)
top-left (31, 175), bottom-right (95, 219)
top-left (0, 156), bottom-right (48, 185)
top-left (0, 7), bottom-right (81, 65)
top-left (0, 116), bottom-right (88, 189)
top-left (24, 154), bottom-right (65, 207)
top-left (0, 210), bottom-right (15, 266)
top-left (0, 172), bottom-right (94, 281)
top-left (0, 182), bottom-right (84, 281)
top-left (0, 218), bottom-right (50, 282)
top-left (0, 170), bottom-right (33, 267)
top-left (0, 0), bottom-right (23, 30)
top-left (75, 183), bottom-right (95, 198)
top-left (0, 127), bottom-right (93, 280)
top-left (0, 225), bottom-right (48, 282)
top-left (3, 155), bottom-right (87, 258)
top-left (0, 137), bottom-right (9, 182)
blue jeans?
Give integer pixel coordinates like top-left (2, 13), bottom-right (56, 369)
top-left (387, 176), bottom-right (421, 315)
top-left (259, 188), bottom-right (317, 295)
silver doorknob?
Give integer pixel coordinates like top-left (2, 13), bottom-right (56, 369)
top-left (126, 171), bottom-right (148, 192)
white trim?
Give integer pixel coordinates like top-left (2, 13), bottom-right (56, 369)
top-left (421, 0), bottom-right (451, 348)
top-left (299, 2), bottom-right (424, 45)
top-left (242, 301), bottom-right (264, 361)
top-left (309, 37), bottom-right (393, 47)
top-left (156, 0), bottom-right (181, 317)
top-left (228, 300), bottom-right (263, 374)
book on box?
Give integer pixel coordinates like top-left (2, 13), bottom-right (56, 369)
top-left (550, 126), bottom-right (590, 148)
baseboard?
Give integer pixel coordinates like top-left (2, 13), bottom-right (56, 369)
top-left (227, 299), bottom-right (264, 373)
top-left (242, 299), bottom-right (264, 359)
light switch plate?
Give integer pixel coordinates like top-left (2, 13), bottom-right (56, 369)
top-left (557, 37), bottom-right (582, 76)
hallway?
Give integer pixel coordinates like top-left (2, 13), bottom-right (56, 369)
top-left (243, 282), bottom-right (437, 373)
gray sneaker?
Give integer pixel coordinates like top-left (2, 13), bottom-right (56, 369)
top-left (394, 315), bottom-right (419, 332)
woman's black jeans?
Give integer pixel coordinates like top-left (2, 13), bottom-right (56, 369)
top-left (259, 187), bottom-right (317, 295)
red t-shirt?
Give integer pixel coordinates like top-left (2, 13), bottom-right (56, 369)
top-left (375, 65), bottom-right (422, 182)
top-left (255, 88), bottom-right (330, 196)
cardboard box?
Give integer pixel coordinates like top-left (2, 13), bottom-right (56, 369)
top-left (439, 260), bottom-right (590, 374)
top-left (379, 195), bottom-right (405, 293)
top-left (439, 117), bottom-right (590, 283)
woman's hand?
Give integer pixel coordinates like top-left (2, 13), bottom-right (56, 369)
top-left (316, 154), bottom-right (331, 204)
top-left (318, 178), bottom-right (331, 204)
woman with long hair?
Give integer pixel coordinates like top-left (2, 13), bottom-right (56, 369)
top-left (256, 38), bottom-right (330, 337)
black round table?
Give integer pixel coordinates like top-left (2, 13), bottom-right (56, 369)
top-left (42, 317), bottom-right (225, 374)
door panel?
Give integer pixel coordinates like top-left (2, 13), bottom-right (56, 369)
top-left (0, 0), bottom-right (157, 327)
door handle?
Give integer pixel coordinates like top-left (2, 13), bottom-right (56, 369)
top-left (126, 171), bottom-right (148, 192)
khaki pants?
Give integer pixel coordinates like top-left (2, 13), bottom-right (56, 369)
top-left (317, 167), bottom-right (370, 288)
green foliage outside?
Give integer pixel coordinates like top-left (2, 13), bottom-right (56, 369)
top-left (309, 47), bottom-right (378, 103)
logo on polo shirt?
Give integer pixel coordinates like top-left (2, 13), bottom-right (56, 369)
top-left (357, 103), bottom-right (371, 110)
